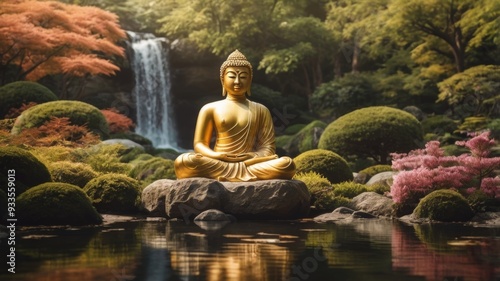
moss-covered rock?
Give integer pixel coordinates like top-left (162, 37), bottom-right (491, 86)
top-left (0, 81), bottom-right (58, 119)
top-left (129, 157), bottom-right (176, 185)
top-left (48, 161), bottom-right (98, 188)
top-left (358, 165), bottom-right (393, 178)
top-left (12, 100), bottom-right (109, 138)
top-left (84, 174), bottom-right (142, 214)
top-left (285, 120), bottom-right (327, 157)
top-left (318, 106), bottom-right (423, 164)
top-left (413, 189), bottom-right (474, 222)
top-left (332, 181), bottom-right (368, 199)
top-left (294, 149), bottom-right (353, 184)
top-left (17, 182), bottom-right (102, 226)
top-left (0, 146), bottom-right (52, 194)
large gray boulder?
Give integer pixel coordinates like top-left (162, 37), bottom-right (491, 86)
top-left (223, 180), bottom-right (310, 219)
top-left (350, 192), bottom-right (395, 217)
top-left (141, 178), bottom-right (310, 220)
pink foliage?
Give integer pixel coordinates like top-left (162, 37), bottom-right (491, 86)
top-left (391, 131), bottom-right (500, 204)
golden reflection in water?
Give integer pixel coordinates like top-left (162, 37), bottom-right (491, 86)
top-left (167, 238), bottom-right (293, 280)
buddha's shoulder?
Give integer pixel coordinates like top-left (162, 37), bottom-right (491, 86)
top-left (200, 100), bottom-right (224, 111)
top-left (249, 100), bottom-right (271, 111)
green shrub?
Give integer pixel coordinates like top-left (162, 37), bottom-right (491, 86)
top-left (358, 164), bottom-right (393, 178)
top-left (286, 120), bottom-right (327, 157)
top-left (0, 146), bottom-right (52, 194)
top-left (366, 182), bottom-right (391, 195)
top-left (318, 106), bottom-right (423, 164)
top-left (293, 171), bottom-right (332, 204)
top-left (283, 124), bottom-right (307, 135)
top-left (0, 81), bottom-right (58, 119)
top-left (421, 115), bottom-right (458, 135)
top-left (129, 157), bottom-right (176, 185)
top-left (294, 149), bottom-right (353, 184)
top-left (413, 189), bottom-right (474, 222)
top-left (48, 161), bottom-right (98, 188)
top-left (29, 146), bottom-right (77, 166)
top-left (73, 144), bottom-right (131, 174)
top-left (84, 173), bottom-right (142, 214)
top-left (120, 147), bottom-right (146, 163)
top-left (17, 182), bottom-right (102, 225)
top-left (466, 190), bottom-right (499, 213)
top-left (12, 100), bottom-right (109, 138)
top-left (315, 192), bottom-right (351, 213)
top-left (332, 181), bottom-right (368, 198)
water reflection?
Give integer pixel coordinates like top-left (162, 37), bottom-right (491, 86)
top-left (1, 219), bottom-right (498, 281)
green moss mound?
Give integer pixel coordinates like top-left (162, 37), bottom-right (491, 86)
top-left (48, 161), bottom-right (98, 188)
top-left (332, 181), bottom-right (368, 198)
top-left (315, 193), bottom-right (351, 213)
top-left (84, 174), bottom-right (142, 214)
top-left (286, 120), bottom-right (327, 157)
top-left (0, 146), bottom-right (52, 194)
top-left (293, 171), bottom-right (332, 205)
top-left (318, 106), bottom-right (423, 164)
top-left (358, 165), bottom-right (393, 178)
top-left (17, 182), bottom-right (102, 226)
top-left (294, 149), bottom-right (353, 184)
top-left (129, 157), bottom-right (176, 185)
top-left (413, 189), bottom-right (474, 222)
top-left (0, 81), bottom-right (58, 119)
top-left (12, 100), bottom-right (109, 138)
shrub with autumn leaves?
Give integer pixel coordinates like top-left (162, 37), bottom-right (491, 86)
top-left (101, 108), bottom-right (135, 134)
top-left (390, 131), bottom-right (500, 215)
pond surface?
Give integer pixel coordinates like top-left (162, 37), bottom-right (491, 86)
top-left (1, 218), bottom-right (499, 281)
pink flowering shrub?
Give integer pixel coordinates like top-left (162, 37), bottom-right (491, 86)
top-left (391, 132), bottom-right (500, 206)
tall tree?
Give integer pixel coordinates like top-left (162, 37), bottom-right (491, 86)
top-left (384, 0), bottom-right (500, 74)
top-left (0, 0), bottom-right (126, 85)
top-left (325, 0), bottom-right (388, 75)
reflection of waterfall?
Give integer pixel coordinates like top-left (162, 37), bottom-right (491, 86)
top-left (127, 31), bottom-right (177, 149)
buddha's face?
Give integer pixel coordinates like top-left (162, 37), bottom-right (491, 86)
top-left (222, 66), bottom-right (251, 97)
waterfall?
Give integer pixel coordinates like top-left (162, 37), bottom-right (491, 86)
top-left (127, 31), bottom-right (177, 149)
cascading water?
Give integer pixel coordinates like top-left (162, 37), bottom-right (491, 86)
top-left (127, 31), bottom-right (177, 149)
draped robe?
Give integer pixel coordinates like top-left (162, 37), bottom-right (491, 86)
top-left (174, 101), bottom-right (295, 181)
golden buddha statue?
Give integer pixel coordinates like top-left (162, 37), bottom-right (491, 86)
top-left (174, 50), bottom-right (296, 182)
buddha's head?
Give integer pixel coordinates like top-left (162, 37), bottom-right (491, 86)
top-left (220, 50), bottom-right (252, 97)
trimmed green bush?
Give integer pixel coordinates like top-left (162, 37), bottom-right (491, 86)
top-left (413, 189), bottom-right (474, 222)
top-left (315, 193), bottom-right (351, 213)
top-left (0, 81), bottom-right (58, 119)
top-left (358, 164), bottom-right (393, 178)
top-left (84, 173), bottom-right (142, 214)
top-left (12, 100), bottom-right (109, 138)
top-left (48, 161), bottom-right (98, 188)
top-left (0, 146), bottom-right (52, 194)
top-left (73, 144), bottom-right (131, 174)
top-left (332, 181), bottom-right (367, 198)
top-left (293, 171), bottom-right (332, 204)
top-left (318, 106), bottom-right (423, 164)
top-left (286, 120), bottom-right (327, 157)
top-left (294, 149), bottom-right (353, 184)
top-left (366, 182), bottom-right (391, 195)
top-left (129, 157), bottom-right (176, 185)
top-left (17, 182), bottom-right (102, 225)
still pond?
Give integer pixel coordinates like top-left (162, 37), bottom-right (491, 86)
top-left (1, 218), bottom-right (499, 281)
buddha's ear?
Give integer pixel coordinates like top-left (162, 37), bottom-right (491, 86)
top-left (246, 88), bottom-right (251, 96)
top-left (222, 88), bottom-right (227, 97)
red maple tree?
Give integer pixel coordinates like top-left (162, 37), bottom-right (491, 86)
top-left (0, 0), bottom-right (126, 84)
